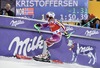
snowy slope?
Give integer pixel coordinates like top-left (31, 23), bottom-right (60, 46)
top-left (0, 56), bottom-right (93, 68)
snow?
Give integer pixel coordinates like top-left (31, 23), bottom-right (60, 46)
top-left (0, 56), bottom-right (93, 68)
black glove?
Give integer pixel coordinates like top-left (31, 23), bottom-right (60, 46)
top-left (34, 23), bottom-right (41, 32)
top-left (64, 31), bottom-right (68, 35)
top-left (36, 23), bottom-right (41, 27)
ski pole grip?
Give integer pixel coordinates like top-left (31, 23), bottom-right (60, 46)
top-left (34, 24), bottom-right (40, 32)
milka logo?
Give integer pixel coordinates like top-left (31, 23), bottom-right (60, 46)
top-left (68, 40), bottom-right (96, 65)
top-left (79, 46), bottom-right (93, 53)
top-left (10, 20), bottom-right (25, 26)
top-left (66, 26), bottom-right (73, 31)
top-left (8, 36), bottom-right (44, 56)
top-left (85, 30), bottom-right (99, 36)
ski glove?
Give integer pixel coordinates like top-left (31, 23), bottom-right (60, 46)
top-left (34, 23), bottom-right (41, 32)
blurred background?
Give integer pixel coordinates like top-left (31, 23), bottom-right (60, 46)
top-left (0, 0), bottom-right (15, 12)
top-left (0, 0), bottom-right (100, 19)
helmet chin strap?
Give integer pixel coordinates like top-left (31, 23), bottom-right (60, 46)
top-left (47, 18), bottom-right (53, 22)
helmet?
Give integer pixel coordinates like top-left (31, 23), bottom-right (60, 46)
top-left (46, 12), bottom-right (55, 18)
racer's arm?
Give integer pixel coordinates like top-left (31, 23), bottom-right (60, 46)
top-left (34, 23), bottom-right (49, 28)
top-left (57, 20), bottom-right (68, 35)
top-left (34, 23), bottom-right (49, 31)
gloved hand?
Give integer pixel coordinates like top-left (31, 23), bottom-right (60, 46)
top-left (34, 23), bottom-right (41, 32)
top-left (64, 31), bottom-right (68, 35)
top-left (36, 23), bottom-right (41, 27)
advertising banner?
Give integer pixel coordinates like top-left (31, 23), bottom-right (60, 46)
top-left (0, 16), bottom-right (100, 68)
top-left (0, 16), bottom-right (100, 39)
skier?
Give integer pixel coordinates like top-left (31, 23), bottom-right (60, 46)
top-left (34, 11), bottom-right (68, 62)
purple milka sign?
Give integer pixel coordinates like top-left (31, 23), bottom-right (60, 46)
top-left (8, 36), bottom-right (44, 56)
top-left (0, 16), bottom-right (100, 68)
top-left (67, 40), bottom-right (96, 65)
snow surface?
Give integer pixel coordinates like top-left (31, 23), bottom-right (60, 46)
top-left (0, 56), bottom-right (93, 68)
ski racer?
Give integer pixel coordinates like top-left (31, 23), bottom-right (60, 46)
top-left (34, 11), bottom-right (68, 62)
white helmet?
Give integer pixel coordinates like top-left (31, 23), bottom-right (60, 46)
top-left (46, 12), bottom-right (55, 18)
